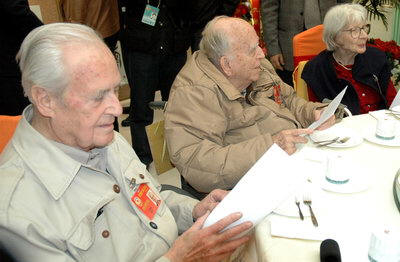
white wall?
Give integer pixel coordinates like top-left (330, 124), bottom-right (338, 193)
top-left (369, 6), bottom-right (395, 41)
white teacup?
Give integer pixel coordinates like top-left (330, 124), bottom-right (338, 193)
top-left (376, 117), bottom-right (396, 140)
top-left (368, 229), bottom-right (400, 262)
top-left (325, 155), bottom-right (350, 184)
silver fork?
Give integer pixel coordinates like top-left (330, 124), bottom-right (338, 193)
top-left (316, 137), bottom-right (350, 147)
top-left (303, 195), bottom-right (318, 227)
top-left (295, 196), bottom-right (304, 220)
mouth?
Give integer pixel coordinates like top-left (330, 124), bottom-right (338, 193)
top-left (98, 123), bottom-right (114, 130)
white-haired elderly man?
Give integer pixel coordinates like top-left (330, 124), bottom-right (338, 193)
top-left (0, 23), bottom-right (252, 262)
top-left (164, 16), bottom-right (336, 197)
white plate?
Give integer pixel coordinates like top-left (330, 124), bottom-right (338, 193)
top-left (310, 125), bottom-right (363, 148)
top-left (364, 133), bottom-right (400, 147)
top-left (391, 105), bottom-right (400, 112)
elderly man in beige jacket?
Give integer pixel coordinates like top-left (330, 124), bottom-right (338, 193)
top-left (165, 16), bottom-right (335, 197)
top-left (0, 23), bottom-right (252, 262)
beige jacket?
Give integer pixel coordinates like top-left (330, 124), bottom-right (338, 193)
top-left (165, 51), bottom-right (323, 193)
top-left (0, 106), bottom-right (198, 262)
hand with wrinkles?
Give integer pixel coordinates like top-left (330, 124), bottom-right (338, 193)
top-left (164, 211), bottom-right (252, 262)
top-left (192, 189), bottom-right (228, 220)
top-left (314, 109), bottom-right (336, 131)
top-left (272, 128), bottom-right (313, 155)
top-left (269, 54), bottom-right (284, 70)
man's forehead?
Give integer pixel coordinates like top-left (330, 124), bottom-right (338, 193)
top-left (64, 44), bottom-right (114, 80)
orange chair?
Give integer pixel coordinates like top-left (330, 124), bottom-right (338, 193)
top-left (293, 24), bottom-right (325, 68)
top-left (292, 25), bottom-right (325, 101)
top-left (0, 115), bottom-right (21, 154)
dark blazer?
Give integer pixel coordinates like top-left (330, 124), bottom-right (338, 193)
top-left (0, 0), bottom-right (42, 77)
top-left (0, 0), bottom-right (42, 115)
top-left (120, 0), bottom-right (192, 55)
top-left (301, 46), bottom-right (392, 115)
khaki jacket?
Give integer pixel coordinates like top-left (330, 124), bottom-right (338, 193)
top-left (164, 51), bottom-right (323, 193)
top-left (0, 106), bottom-right (198, 262)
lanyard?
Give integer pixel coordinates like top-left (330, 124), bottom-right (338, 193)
top-left (147, 0), bottom-right (161, 8)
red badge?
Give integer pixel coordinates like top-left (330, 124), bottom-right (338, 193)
top-left (273, 84), bottom-right (282, 105)
top-left (131, 184), bottom-right (162, 220)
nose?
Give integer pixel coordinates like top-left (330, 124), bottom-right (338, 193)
top-left (256, 46), bottom-right (264, 59)
top-left (359, 29), bottom-right (368, 39)
top-left (107, 90), bottom-right (122, 117)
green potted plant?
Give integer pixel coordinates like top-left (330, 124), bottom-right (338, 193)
top-left (355, 0), bottom-right (400, 29)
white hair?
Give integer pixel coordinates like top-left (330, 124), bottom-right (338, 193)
top-left (323, 3), bottom-right (367, 51)
top-left (199, 16), bottom-right (233, 67)
top-left (16, 23), bottom-right (104, 102)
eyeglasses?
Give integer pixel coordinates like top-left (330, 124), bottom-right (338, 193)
top-left (343, 24), bottom-right (371, 38)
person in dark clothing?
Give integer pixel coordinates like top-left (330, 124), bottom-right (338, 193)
top-left (301, 4), bottom-right (397, 115)
top-left (119, 0), bottom-right (193, 166)
top-left (0, 0), bottom-right (42, 115)
top-left (190, 0), bottom-right (240, 52)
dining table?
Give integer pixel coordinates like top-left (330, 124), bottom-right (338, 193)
top-left (236, 111), bottom-right (400, 262)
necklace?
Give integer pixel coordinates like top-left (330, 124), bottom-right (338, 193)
top-left (332, 53), bottom-right (352, 71)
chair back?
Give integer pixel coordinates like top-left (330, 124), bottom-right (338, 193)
top-left (293, 24), bottom-right (325, 68)
top-left (0, 115), bottom-right (21, 154)
top-left (145, 120), bottom-right (174, 175)
top-left (292, 60), bottom-right (310, 101)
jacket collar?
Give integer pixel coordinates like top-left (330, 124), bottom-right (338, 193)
top-left (12, 105), bottom-right (111, 200)
top-left (194, 50), bottom-right (244, 101)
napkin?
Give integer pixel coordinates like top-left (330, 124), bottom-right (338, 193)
top-left (270, 216), bottom-right (372, 261)
top-left (270, 216), bottom-right (327, 240)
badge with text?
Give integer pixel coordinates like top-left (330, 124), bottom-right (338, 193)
top-left (141, 4), bottom-right (159, 26)
top-left (131, 183), bottom-right (162, 220)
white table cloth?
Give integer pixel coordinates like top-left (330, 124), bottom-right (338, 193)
top-left (253, 113), bottom-right (400, 262)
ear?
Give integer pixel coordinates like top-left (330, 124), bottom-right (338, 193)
top-left (31, 86), bottom-right (57, 117)
top-left (220, 56), bottom-right (233, 77)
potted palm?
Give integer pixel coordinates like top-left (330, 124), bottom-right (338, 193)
top-left (355, 0), bottom-right (400, 28)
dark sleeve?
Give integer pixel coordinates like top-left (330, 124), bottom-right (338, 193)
top-left (260, 0), bottom-right (281, 56)
top-left (1, 0), bottom-right (43, 38)
top-left (217, 0), bottom-right (240, 16)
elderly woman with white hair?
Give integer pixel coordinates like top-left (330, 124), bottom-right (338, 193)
top-left (302, 3), bottom-right (397, 115)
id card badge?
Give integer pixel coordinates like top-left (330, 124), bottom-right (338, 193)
top-left (131, 183), bottom-right (162, 220)
top-left (142, 4), bottom-right (159, 26)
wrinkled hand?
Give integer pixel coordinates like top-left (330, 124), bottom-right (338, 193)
top-left (164, 212), bottom-right (252, 262)
top-left (192, 189), bottom-right (228, 220)
top-left (314, 109), bottom-right (336, 131)
top-left (270, 54), bottom-right (284, 70)
top-left (272, 129), bottom-right (313, 155)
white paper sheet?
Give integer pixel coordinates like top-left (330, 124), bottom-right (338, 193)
top-left (389, 90), bottom-right (400, 109)
top-left (308, 86), bottom-right (348, 130)
top-left (203, 144), bottom-right (301, 231)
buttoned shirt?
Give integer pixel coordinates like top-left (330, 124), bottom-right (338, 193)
top-left (0, 105), bottom-right (198, 262)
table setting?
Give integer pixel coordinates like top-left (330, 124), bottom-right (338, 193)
top-left (253, 112), bottom-right (400, 262)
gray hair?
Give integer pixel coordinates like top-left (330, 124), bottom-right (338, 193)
top-left (16, 23), bottom-right (104, 103)
top-left (199, 16), bottom-right (233, 67)
top-left (323, 3), bottom-right (367, 51)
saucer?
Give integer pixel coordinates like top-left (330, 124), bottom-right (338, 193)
top-left (364, 133), bottom-right (400, 147)
top-left (320, 171), bottom-right (370, 194)
top-left (311, 125), bottom-right (363, 148)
